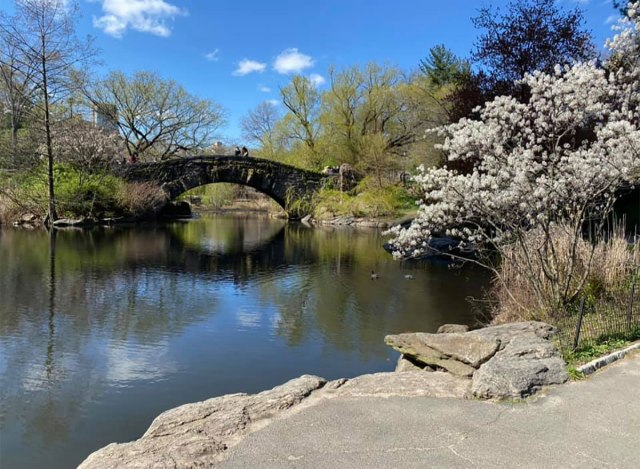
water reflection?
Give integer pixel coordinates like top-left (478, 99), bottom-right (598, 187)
top-left (0, 214), bottom-right (489, 469)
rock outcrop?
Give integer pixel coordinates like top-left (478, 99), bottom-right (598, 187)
top-left (385, 321), bottom-right (568, 400)
top-left (78, 375), bottom-right (326, 469)
top-left (385, 331), bottom-right (499, 376)
top-left (78, 321), bottom-right (571, 468)
top-left (395, 354), bottom-right (432, 373)
top-left (471, 334), bottom-right (569, 399)
top-left (330, 371), bottom-right (471, 399)
top-left (437, 324), bottom-right (469, 334)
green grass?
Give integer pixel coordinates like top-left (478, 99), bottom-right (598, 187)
top-left (567, 366), bottom-right (585, 380)
top-left (564, 335), bottom-right (638, 367)
top-left (312, 180), bottom-right (416, 220)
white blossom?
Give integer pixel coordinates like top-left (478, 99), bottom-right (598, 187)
top-left (387, 3), bottom-right (640, 260)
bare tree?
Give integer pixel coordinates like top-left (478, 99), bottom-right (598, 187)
top-left (0, 23), bottom-right (37, 164)
top-left (89, 71), bottom-right (226, 161)
top-left (240, 101), bottom-right (281, 159)
top-left (0, 0), bottom-right (95, 222)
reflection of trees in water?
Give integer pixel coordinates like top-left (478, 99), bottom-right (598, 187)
top-left (0, 217), bottom-right (489, 467)
top-left (172, 214), bottom-right (287, 255)
top-left (0, 226), bottom-right (220, 455)
top-left (1, 220), bottom-right (488, 361)
top-left (255, 225), bottom-right (489, 356)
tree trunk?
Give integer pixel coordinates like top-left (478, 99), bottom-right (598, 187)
top-left (42, 35), bottom-right (57, 221)
top-left (10, 112), bottom-right (17, 164)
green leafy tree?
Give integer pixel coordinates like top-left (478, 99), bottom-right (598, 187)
top-left (279, 76), bottom-right (322, 168)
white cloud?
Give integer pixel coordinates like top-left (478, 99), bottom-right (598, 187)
top-left (309, 73), bottom-right (325, 87)
top-left (106, 341), bottom-right (176, 384)
top-left (93, 0), bottom-right (186, 38)
top-left (273, 48), bottom-right (314, 74)
top-left (205, 49), bottom-right (220, 61)
top-left (233, 59), bottom-right (267, 76)
top-left (605, 14), bottom-right (619, 24)
top-left (266, 99), bottom-right (280, 106)
top-left (259, 85), bottom-right (272, 93)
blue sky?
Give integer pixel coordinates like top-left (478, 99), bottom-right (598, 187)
top-left (1, 0), bottom-right (623, 140)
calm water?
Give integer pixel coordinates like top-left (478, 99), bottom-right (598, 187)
top-left (0, 214), bottom-right (489, 468)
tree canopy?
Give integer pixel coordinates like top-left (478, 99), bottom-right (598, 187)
top-left (90, 71), bottom-right (226, 161)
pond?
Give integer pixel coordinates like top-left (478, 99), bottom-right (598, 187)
top-left (0, 214), bottom-right (490, 468)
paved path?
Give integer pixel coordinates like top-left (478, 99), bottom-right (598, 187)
top-left (218, 354), bottom-right (640, 468)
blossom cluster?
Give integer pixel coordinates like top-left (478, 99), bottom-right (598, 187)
top-left (49, 119), bottom-right (124, 169)
top-left (388, 2), bottom-right (640, 259)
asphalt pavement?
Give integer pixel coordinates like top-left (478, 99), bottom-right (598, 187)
top-left (218, 353), bottom-right (640, 468)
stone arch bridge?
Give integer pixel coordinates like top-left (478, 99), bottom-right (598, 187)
top-left (115, 156), bottom-right (334, 216)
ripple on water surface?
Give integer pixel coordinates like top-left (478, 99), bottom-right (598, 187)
top-left (0, 215), bottom-right (489, 469)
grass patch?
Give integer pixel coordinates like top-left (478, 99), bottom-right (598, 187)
top-left (567, 366), bottom-right (585, 380)
top-left (563, 334), bottom-right (639, 367)
top-left (312, 179), bottom-right (415, 219)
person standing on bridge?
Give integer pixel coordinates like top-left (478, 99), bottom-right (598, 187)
top-left (241, 146), bottom-right (249, 157)
top-left (234, 146), bottom-right (241, 156)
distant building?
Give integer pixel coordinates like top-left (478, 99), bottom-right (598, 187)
top-left (92, 103), bottom-right (118, 132)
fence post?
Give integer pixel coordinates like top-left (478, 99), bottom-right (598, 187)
top-left (627, 281), bottom-right (636, 331)
top-left (573, 296), bottom-right (586, 352)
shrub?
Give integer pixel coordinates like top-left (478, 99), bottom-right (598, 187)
top-left (387, 8), bottom-right (640, 318)
top-left (3, 164), bottom-right (158, 220)
top-left (312, 180), bottom-right (413, 219)
top-left (492, 223), bottom-right (639, 323)
top-left (54, 166), bottom-right (122, 217)
top-left (116, 182), bottom-right (168, 217)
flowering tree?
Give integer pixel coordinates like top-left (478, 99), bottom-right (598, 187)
top-left (387, 2), bottom-right (640, 315)
top-left (51, 119), bottom-right (124, 170)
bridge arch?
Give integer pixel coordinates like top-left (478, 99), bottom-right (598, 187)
top-left (116, 156), bottom-right (329, 214)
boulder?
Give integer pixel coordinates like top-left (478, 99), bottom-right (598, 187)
top-left (385, 335), bottom-right (475, 377)
top-left (21, 213), bottom-right (38, 223)
top-left (437, 324), bottom-right (470, 334)
top-left (78, 375), bottom-right (326, 469)
top-left (471, 334), bottom-right (568, 399)
top-left (434, 358), bottom-right (476, 377)
top-left (385, 331), bottom-right (499, 374)
top-left (418, 333), bottom-right (500, 368)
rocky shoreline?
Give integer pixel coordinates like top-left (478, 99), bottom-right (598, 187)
top-left (5, 201), bottom-right (193, 229)
top-left (78, 321), bottom-right (569, 468)
top-left (302, 214), bottom-right (392, 228)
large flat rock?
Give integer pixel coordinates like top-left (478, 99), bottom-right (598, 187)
top-left (78, 375), bottom-right (326, 469)
top-left (385, 331), bottom-right (499, 374)
top-left (330, 371), bottom-right (471, 399)
top-left (417, 332), bottom-right (500, 367)
top-left (469, 321), bottom-right (557, 343)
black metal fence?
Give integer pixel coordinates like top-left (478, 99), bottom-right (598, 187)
top-left (556, 279), bottom-right (640, 352)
